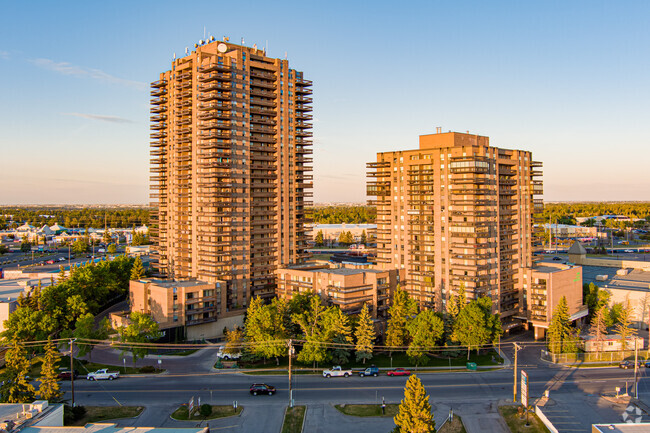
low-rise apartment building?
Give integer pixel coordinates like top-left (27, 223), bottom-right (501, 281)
top-left (275, 264), bottom-right (403, 319)
top-left (524, 262), bottom-right (588, 339)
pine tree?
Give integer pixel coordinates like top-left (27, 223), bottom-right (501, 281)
top-left (547, 296), bottom-right (572, 354)
top-left (355, 303), bottom-right (375, 364)
top-left (37, 338), bottom-right (62, 402)
top-left (0, 342), bottom-right (35, 403)
top-left (315, 230), bottom-right (324, 247)
top-left (325, 308), bottom-right (353, 365)
top-left (360, 230), bottom-right (367, 245)
top-left (615, 299), bottom-right (637, 349)
top-left (393, 374), bottom-right (435, 433)
top-left (130, 256), bottom-right (145, 280)
top-left (590, 305), bottom-right (609, 354)
top-left (386, 287), bottom-right (418, 353)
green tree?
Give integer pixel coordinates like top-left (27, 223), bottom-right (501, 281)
top-left (107, 243), bottom-right (117, 254)
top-left (324, 307), bottom-right (353, 365)
top-left (315, 230), bottom-right (324, 247)
top-left (0, 342), bottom-right (35, 403)
top-left (406, 310), bottom-right (444, 366)
top-left (20, 240), bottom-right (31, 253)
top-left (102, 229), bottom-right (112, 244)
top-left (338, 231), bottom-right (348, 246)
top-left (385, 287), bottom-right (418, 352)
top-left (130, 256), bottom-right (145, 280)
top-left (244, 297), bottom-right (288, 365)
top-left (360, 230), bottom-right (367, 245)
top-left (355, 303), bottom-right (375, 364)
top-left (72, 239), bottom-right (88, 255)
top-left (614, 299), bottom-right (637, 348)
top-left (224, 326), bottom-right (243, 358)
top-left (393, 374), bottom-right (435, 433)
top-left (452, 297), bottom-right (502, 359)
top-left (546, 296), bottom-right (572, 354)
top-left (590, 305), bottom-right (609, 354)
top-left (118, 312), bottom-right (161, 366)
top-left (73, 313), bottom-right (99, 359)
top-left (37, 338), bottom-right (62, 402)
top-left (293, 295), bottom-right (329, 366)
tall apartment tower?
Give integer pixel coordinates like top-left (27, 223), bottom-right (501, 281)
top-left (367, 131), bottom-right (543, 325)
top-left (150, 38), bottom-right (313, 312)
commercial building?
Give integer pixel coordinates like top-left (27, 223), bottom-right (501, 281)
top-left (149, 37), bottom-right (313, 314)
top-left (524, 262), bottom-right (588, 339)
top-left (275, 264), bottom-right (403, 319)
top-left (366, 130), bottom-right (544, 327)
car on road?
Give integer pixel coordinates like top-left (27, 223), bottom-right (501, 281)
top-left (249, 383), bottom-right (275, 396)
top-left (356, 366), bottom-right (379, 377)
top-left (624, 249), bottom-right (634, 253)
top-left (216, 346), bottom-right (241, 360)
top-left (619, 360), bottom-right (643, 369)
top-left (57, 257), bottom-right (66, 262)
top-left (552, 256), bottom-right (563, 261)
top-left (386, 368), bottom-right (411, 377)
top-left (45, 260), bottom-right (55, 264)
top-left (57, 370), bottom-right (79, 380)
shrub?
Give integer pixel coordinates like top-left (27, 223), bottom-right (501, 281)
top-left (200, 404), bottom-right (212, 417)
top-left (139, 365), bottom-right (156, 373)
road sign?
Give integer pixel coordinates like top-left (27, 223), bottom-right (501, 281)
top-left (521, 370), bottom-right (529, 407)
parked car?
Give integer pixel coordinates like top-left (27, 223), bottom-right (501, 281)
top-left (624, 249), bottom-right (634, 253)
top-left (356, 365), bottom-right (379, 377)
top-left (552, 256), bottom-right (563, 261)
top-left (322, 366), bottom-right (353, 378)
top-left (619, 360), bottom-right (643, 369)
top-left (57, 370), bottom-right (78, 380)
top-left (386, 368), bottom-right (411, 377)
top-left (87, 369), bottom-right (120, 380)
top-left (45, 259), bottom-right (55, 264)
top-left (249, 383), bottom-right (275, 396)
top-left (216, 346), bottom-right (241, 360)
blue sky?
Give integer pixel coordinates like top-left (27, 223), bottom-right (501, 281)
top-left (1, 0), bottom-right (648, 204)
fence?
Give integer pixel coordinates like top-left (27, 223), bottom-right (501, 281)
top-left (541, 349), bottom-right (643, 364)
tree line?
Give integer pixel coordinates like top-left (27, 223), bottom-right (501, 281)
top-left (226, 285), bottom-right (502, 367)
top-left (311, 206), bottom-right (376, 224)
top-left (0, 206), bottom-right (150, 230)
top-left (543, 202), bottom-right (650, 226)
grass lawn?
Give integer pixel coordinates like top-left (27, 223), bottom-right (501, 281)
top-left (239, 351), bottom-right (502, 371)
top-left (499, 405), bottom-right (551, 433)
top-left (281, 406), bottom-right (306, 433)
top-left (171, 405), bottom-right (243, 420)
top-left (438, 415), bottom-right (466, 433)
top-left (67, 406), bottom-right (144, 426)
top-left (160, 349), bottom-right (198, 356)
top-left (334, 404), bottom-right (399, 417)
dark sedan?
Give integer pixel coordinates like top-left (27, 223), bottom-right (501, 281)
top-left (250, 383), bottom-right (276, 396)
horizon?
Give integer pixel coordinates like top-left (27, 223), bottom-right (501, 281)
top-left (1, 1), bottom-right (649, 204)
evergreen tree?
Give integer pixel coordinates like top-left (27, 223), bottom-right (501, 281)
top-left (107, 244), bottom-right (117, 254)
top-left (360, 230), bottom-right (367, 245)
top-left (293, 295), bottom-right (330, 366)
top-left (590, 305), bottom-right (609, 354)
top-left (0, 342), bottom-right (35, 403)
top-left (386, 287), bottom-right (418, 353)
top-left (130, 256), bottom-right (145, 280)
top-left (615, 299), bottom-right (637, 349)
top-left (547, 296), bottom-right (572, 354)
top-left (393, 374), bottom-right (435, 433)
top-left (102, 229), bottom-right (112, 244)
top-left (315, 230), bottom-right (325, 247)
top-left (355, 304), bottom-right (375, 364)
top-left (406, 310), bottom-right (444, 366)
top-left (325, 307), bottom-right (353, 365)
top-left (37, 338), bottom-right (62, 402)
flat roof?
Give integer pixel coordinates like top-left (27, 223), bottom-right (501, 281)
top-left (533, 262), bottom-right (578, 274)
top-left (601, 269), bottom-right (650, 293)
top-left (0, 279), bottom-right (36, 301)
top-left (143, 279), bottom-right (212, 288)
top-left (593, 423), bottom-right (650, 432)
top-left (23, 423), bottom-right (207, 433)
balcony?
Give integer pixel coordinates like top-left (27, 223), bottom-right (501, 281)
top-left (197, 72), bottom-right (230, 83)
top-left (295, 77), bottom-right (313, 86)
top-left (249, 69), bottom-right (275, 80)
top-left (151, 79), bottom-right (167, 88)
top-left (151, 97), bottom-right (167, 105)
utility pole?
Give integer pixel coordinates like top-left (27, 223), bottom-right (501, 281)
top-left (513, 343), bottom-right (521, 403)
top-left (634, 337), bottom-right (639, 398)
top-left (70, 338), bottom-right (77, 407)
top-left (288, 339), bottom-right (294, 407)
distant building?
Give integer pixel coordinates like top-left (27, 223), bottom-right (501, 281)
top-left (275, 263), bottom-right (403, 319)
top-left (581, 334), bottom-right (643, 352)
top-left (310, 224), bottom-right (376, 244)
top-left (597, 268), bottom-right (650, 330)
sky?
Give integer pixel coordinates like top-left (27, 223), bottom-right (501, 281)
top-left (1, 0), bottom-right (649, 205)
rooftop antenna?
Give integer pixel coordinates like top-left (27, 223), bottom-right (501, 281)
top-left (241, 37), bottom-right (245, 45)
top-left (185, 47), bottom-right (189, 55)
top-left (173, 52), bottom-right (176, 60)
top-left (285, 51), bottom-right (287, 59)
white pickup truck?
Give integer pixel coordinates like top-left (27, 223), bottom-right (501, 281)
top-left (323, 366), bottom-right (353, 378)
top-left (87, 369), bottom-right (120, 381)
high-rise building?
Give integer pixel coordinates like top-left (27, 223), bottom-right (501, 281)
top-left (367, 131), bottom-right (544, 326)
top-left (149, 38), bottom-right (313, 315)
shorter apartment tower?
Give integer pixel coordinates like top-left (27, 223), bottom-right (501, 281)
top-left (118, 279), bottom-right (243, 340)
top-left (275, 264), bottom-right (403, 319)
top-left (524, 263), bottom-right (588, 339)
top-left (367, 131), bottom-right (544, 327)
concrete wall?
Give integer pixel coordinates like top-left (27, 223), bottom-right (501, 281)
top-left (569, 255), bottom-right (650, 271)
top-left (186, 314), bottom-right (244, 340)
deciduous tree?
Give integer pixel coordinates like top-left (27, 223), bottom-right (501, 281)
top-left (315, 230), bottom-right (324, 247)
top-left (590, 305), bottom-right (609, 354)
top-left (293, 295), bottom-right (329, 366)
top-left (406, 310), bottom-right (444, 366)
top-left (452, 297), bottom-right (502, 359)
top-left (615, 299), bottom-right (637, 349)
top-left (118, 312), bottom-right (161, 366)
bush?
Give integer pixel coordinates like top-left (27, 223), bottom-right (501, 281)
top-left (200, 404), bottom-right (212, 417)
top-left (64, 405), bottom-right (87, 424)
top-left (72, 406), bottom-right (87, 420)
top-left (139, 365), bottom-right (156, 373)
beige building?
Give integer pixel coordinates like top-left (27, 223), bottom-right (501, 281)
top-left (275, 264), bottom-right (403, 319)
top-left (117, 279), bottom-right (243, 340)
top-left (524, 263), bottom-right (588, 339)
top-left (149, 37), bottom-right (313, 313)
top-left (367, 130), bottom-right (544, 327)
